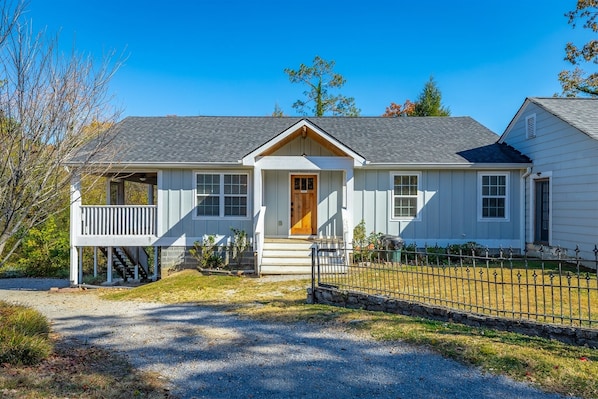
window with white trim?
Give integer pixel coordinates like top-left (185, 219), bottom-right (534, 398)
top-left (479, 173), bottom-right (509, 220)
top-left (195, 173), bottom-right (248, 217)
top-left (391, 173), bottom-right (420, 219)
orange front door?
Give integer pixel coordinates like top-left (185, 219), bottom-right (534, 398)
top-left (290, 175), bottom-right (317, 235)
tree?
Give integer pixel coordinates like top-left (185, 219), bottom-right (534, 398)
top-left (412, 76), bottom-right (450, 116)
top-left (0, 1), bottom-right (122, 265)
top-left (284, 56), bottom-right (360, 117)
top-left (271, 102), bottom-right (285, 117)
top-left (558, 0), bottom-right (597, 97)
top-left (382, 100), bottom-right (415, 117)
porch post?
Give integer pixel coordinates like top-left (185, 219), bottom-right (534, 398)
top-left (69, 171), bottom-right (82, 286)
top-left (78, 248), bottom-right (83, 284)
top-left (106, 178), bottom-right (111, 205)
top-left (253, 167), bottom-right (263, 222)
top-left (93, 247), bottom-right (98, 277)
top-left (153, 246), bottom-right (159, 280)
top-left (344, 168), bottom-right (355, 245)
top-left (252, 166), bottom-right (264, 274)
top-left (107, 246), bottom-right (113, 283)
top-left (148, 184), bottom-right (154, 205)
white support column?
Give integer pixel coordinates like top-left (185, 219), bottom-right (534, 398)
top-left (156, 171), bottom-right (164, 237)
top-left (107, 246), bottom-right (113, 283)
top-left (344, 168), bottom-right (355, 245)
top-left (93, 247), bottom-right (98, 277)
top-left (148, 183), bottom-right (154, 205)
top-left (106, 178), bottom-right (112, 205)
top-left (78, 248), bottom-right (83, 284)
top-left (69, 171), bottom-right (82, 286)
top-left (253, 167), bottom-right (263, 225)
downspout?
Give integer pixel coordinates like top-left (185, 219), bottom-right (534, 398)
top-left (520, 167), bottom-right (532, 254)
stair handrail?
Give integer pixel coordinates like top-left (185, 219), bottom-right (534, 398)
top-left (254, 206), bottom-right (266, 275)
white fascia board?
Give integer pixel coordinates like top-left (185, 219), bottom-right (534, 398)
top-left (360, 162), bottom-right (532, 170)
top-left (241, 119), bottom-right (366, 166)
top-left (73, 162), bottom-right (246, 171)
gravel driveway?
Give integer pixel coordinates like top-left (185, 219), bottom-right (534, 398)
top-left (0, 278), bottom-right (576, 399)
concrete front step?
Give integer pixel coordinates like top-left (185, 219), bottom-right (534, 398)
top-left (525, 243), bottom-right (574, 259)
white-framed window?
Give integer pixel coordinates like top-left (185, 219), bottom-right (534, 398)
top-left (195, 172), bottom-right (249, 218)
top-left (478, 172), bottom-right (509, 221)
top-left (525, 114), bottom-right (536, 139)
top-left (390, 172), bottom-right (421, 220)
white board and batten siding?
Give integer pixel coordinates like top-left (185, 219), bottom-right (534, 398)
top-left (353, 168), bottom-right (523, 250)
top-left (157, 169), bottom-right (254, 247)
top-left (501, 102), bottom-right (598, 260)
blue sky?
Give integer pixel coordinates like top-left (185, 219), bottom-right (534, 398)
top-left (25, 0), bottom-right (593, 134)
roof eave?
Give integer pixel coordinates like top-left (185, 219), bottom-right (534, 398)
top-left (64, 161), bottom-right (246, 169)
top-left (360, 162), bottom-right (532, 170)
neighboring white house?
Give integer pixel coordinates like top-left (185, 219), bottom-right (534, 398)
top-left (67, 116), bottom-right (531, 284)
top-left (499, 97), bottom-right (598, 261)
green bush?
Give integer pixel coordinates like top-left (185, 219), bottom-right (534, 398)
top-left (3, 306), bottom-right (50, 337)
top-left (0, 329), bottom-right (52, 365)
top-left (190, 235), bottom-right (224, 269)
top-left (0, 301), bottom-right (52, 365)
top-left (230, 228), bottom-right (249, 267)
top-left (7, 214), bottom-right (70, 277)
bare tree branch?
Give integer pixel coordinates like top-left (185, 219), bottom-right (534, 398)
top-left (0, 0), bottom-right (123, 263)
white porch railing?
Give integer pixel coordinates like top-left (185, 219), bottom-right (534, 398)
top-left (80, 205), bottom-right (157, 236)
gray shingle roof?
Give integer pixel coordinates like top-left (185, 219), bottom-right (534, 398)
top-left (529, 97), bottom-right (598, 140)
top-left (72, 116), bottom-right (530, 166)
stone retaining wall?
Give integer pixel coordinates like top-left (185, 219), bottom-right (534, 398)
top-left (308, 286), bottom-right (598, 348)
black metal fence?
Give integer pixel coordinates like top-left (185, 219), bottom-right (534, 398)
top-left (312, 244), bottom-right (598, 328)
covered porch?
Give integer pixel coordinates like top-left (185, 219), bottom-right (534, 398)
top-left (69, 171), bottom-right (159, 285)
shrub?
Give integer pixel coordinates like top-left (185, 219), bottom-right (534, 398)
top-left (352, 224), bottom-right (385, 263)
top-left (190, 235), bottom-right (224, 269)
top-left (0, 329), bottom-right (52, 365)
top-left (353, 219), bottom-right (367, 245)
top-left (230, 228), bottom-right (249, 267)
top-left (0, 301), bottom-right (52, 365)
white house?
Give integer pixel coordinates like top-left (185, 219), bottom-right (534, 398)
top-left (499, 97), bottom-right (598, 261)
top-left (67, 116), bottom-right (531, 284)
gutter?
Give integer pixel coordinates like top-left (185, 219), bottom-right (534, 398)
top-left (358, 162), bottom-right (533, 170)
top-left (63, 161), bottom-right (246, 169)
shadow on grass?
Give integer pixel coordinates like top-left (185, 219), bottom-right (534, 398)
top-left (0, 335), bottom-right (172, 399)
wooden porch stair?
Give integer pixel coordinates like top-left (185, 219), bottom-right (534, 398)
top-left (99, 247), bottom-right (149, 281)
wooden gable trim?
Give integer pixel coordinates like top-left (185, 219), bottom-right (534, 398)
top-left (258, 125), bottom-right (347, 157)
top-left (241, 119), bottom-right (366, 166)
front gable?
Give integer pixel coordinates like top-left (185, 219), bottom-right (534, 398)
top-left (241, 119), bottom-right (366, 167)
